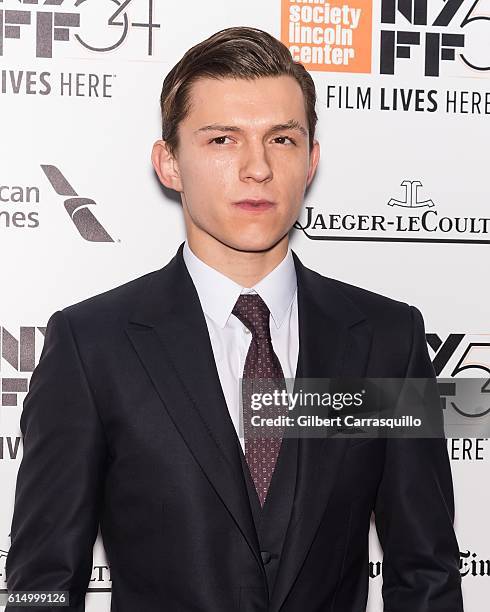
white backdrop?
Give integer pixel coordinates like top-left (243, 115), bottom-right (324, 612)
top-left (1, 1), bottom-right (489, 610)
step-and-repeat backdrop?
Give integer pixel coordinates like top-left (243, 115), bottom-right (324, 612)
top-left (1, 1), bottom-right (488, 610)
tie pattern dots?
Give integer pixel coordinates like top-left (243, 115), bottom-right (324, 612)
top-left (232, 293), bottom-right (287, 507)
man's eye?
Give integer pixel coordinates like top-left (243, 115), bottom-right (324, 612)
top-left (273, 136), bottom-right (296, 145)
top-left (210, 136), bottom-right (231, 145)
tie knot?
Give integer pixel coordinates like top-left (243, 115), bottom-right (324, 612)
top-left (232, 293), bottom-right (271, 339)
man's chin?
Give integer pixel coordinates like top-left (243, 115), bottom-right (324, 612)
top-left (222, 235), bottom-right (287, 254)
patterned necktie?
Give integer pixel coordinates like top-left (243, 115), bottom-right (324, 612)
top-left (232, 293), bottom-right (287, 507)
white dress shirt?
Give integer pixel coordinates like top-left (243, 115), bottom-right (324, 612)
top-left (183, 241), bottom-right (299, 453)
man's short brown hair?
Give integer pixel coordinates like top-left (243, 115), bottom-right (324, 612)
top-left (160, 26), bottom-right (318, 157)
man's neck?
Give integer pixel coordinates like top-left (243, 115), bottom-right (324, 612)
top-left (185, 235), bottom-right (289, 288)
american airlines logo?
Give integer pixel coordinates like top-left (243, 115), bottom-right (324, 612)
top-left (41, 165), bottom-right (114, 242)
top-left (0, 165), bottom-right (114, 240)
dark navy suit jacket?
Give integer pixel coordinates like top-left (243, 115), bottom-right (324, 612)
top-left (6, 243), bottom-right (464, 611)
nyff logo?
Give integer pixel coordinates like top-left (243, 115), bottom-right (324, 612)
top-left (1, 324), bottom-right (45, 407)
top-left (429, 334), bottom-right (490, 419)
top-left (381, 0), bottom-right (490, 76)
top-left (0, 0), bottom-right (160, 58)
top-left (41, 165), bottom-right (114, 242)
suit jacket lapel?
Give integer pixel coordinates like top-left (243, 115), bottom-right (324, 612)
top-left (269, 251), bottom-right (373, 612)
top-left (125, 243), bottom-right (263, 572)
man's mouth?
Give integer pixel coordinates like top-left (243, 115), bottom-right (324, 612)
top-left (233, 199), bottom-right (276, 211)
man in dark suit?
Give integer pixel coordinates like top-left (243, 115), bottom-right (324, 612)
top-left (6, 27), bottom-right (463, 612)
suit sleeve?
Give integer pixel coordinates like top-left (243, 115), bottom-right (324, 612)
top-left (5, 310), bottom-right (108, 611)
top-left (373, 305), bottom-right (464, 612)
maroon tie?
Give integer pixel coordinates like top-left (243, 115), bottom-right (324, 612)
top-left (232, 293), bottom-right (287, 507)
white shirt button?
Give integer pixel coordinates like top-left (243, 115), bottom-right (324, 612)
top-left (244, 327), bottom-right (251, 334)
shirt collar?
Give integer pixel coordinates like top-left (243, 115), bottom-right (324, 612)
top-left (183, 240), bottom-right (297, 330)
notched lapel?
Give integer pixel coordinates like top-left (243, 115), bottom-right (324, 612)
top-left (125, 244), bottom-right (263, 572)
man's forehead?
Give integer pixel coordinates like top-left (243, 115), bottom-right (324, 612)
top-left (190, 74), bottom-right (300, 91)
top-left (188, 75), bottom-right (304, 106)
top-left (185, 76), bottom-right (308, 129)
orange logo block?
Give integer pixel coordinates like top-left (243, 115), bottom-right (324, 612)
top-left (281, 0), bottom-right (372, 73)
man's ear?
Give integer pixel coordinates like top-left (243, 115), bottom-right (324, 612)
top-left (151, 140), bottom-right (183, 192)
top-left (306, 139), bottom-right (320, 189)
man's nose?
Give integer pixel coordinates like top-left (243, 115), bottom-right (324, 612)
top-left (239, 143), bottom-right (273, 182)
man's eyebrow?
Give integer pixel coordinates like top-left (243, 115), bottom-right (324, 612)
top-left (194, 119), bottom-right (308, 137)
